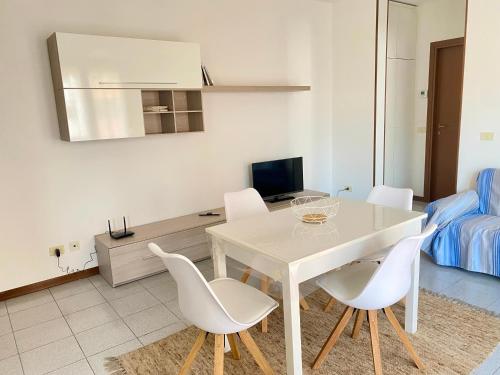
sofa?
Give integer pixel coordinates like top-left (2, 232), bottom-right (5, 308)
top-left (422, 168), bottom-right (500, 278)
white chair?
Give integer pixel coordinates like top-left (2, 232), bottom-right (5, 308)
top-left (149, 243), bottom-right (278, 375)
top-left (324, 185), bottom-right (413, 313)
top-left (224, 188), bottom-right (310, 333)
top-left (311, 225), bottom-right (437, 374)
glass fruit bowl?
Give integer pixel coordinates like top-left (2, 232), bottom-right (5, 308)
top-left (290, 196), bottom-right (341, 224)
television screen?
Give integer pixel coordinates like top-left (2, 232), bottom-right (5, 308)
top-left (251, 157), bottom-right (303, 199)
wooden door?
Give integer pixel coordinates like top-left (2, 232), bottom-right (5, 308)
top-left (424, 38), bottom-right (465, 201)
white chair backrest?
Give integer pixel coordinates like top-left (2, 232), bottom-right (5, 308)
top-left (148, 243), bottom-right (243, 334)
top-left (367, 185), bottom-right (414, 211)
top-left (350, 224), bottom-right (437, 310)
top-left (224, 188), bottom-right (269, 222)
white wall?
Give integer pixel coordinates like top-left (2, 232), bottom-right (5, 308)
top-left (0, 0), bottom-right (333, 291)
top-left (331, 0), bottom-right (377, 199)
top-left (412, 0), bottom-right (466, 195)
top-left (457, 0), bottom-right (500, 190)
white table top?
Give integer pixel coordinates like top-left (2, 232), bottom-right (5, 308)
top-left (206, 198), bottom-right (427, 265)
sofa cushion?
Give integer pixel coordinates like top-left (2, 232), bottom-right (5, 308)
top-left (476, 168), bottom-right (500, 216)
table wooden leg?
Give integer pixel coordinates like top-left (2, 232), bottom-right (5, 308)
top-left (282, 267), bottom-right (303, 375)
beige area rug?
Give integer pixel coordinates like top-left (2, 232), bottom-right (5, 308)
top-left (107, 290), bottom-right (500, 374)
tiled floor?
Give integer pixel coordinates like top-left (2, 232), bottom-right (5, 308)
top-left (1, 255), bottom-right (499, 374)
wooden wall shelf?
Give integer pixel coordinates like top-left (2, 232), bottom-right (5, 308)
top-left (202, 85), bottom-right (311, 93)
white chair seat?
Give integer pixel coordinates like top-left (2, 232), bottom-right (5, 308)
top-left (317, 262), bottom-right (378, 305)
top-left (210, 278), bottom-right (279, 327)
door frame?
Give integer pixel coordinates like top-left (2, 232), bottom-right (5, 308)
top-left (423, 37), bottom-right (466, 202)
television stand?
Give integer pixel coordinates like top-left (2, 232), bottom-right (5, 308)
top-left (267, 195), bottom-right (295, 203)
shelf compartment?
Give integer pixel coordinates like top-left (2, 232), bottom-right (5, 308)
top-left (175, 112), bottom-right (204, 133)
top-left (144, 112), bottom-right (175, 134)
top-left (141, 90), bottom-right (173, 112)
top-left (173, 90), bottom-right (203, 111)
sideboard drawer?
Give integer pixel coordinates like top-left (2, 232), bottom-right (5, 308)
top-left (108, 227), bottom-right (211, 285)
top-left (177, 242), bottom-right (210, 262)
top-left (154, 226), bottom-right (209, 252)
top-left (110, 243), bottom-right (165, 286)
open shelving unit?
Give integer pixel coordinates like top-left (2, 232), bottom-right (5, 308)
top-left (141, 90), bottom-right (204, 135)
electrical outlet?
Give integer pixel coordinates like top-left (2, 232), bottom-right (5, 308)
top-left (480, 132), bottom-right (494, 141)
top-left (69, 241), bottom-right (80, 252)
top-left (49, 245), bottom-right (65, 256)
top-left (345, 186), bottom-right (352, 192)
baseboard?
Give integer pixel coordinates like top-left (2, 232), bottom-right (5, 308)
top-left (0, 267), bottom-right (99, 302)
top-left (414, 196), bottom-right (427, 202)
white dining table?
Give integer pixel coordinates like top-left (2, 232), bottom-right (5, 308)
top-left (206, 198), bottom-right (427, 375)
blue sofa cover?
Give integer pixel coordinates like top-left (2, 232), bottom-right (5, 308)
top-left (422, 168), bottom-right (500, 277)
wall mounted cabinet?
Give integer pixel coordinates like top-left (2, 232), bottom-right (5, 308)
top-left (47, 32), bottom-right (203, 142)
top-left (49, 33), bottom-right (201, 90)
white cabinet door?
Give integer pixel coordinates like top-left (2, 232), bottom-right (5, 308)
top-left (55, 33), bottom-right (201, 89)
top-left (396, 4), bottom-right (417, 60)
top-left (63, 89), bottom-right (145, 141)
top-left (387, 2), bottom-right (417, 60)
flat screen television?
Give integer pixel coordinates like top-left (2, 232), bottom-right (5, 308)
top-left (251, 157), bottom-right (303, 202)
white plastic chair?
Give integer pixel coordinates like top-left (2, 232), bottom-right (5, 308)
top-left (224, 188), bottom-right (270, 222)
top-left (366, 185), bottom-right (414, 211)
top-left (224, 188), bottom-right (310, 333)
top-left (149, 243), bottom-right (278, 375)
top-left (363, 185), bottom-right (414, 261)
top-left (323, 185), bottom-right (414, 313)
top-left (312, 225), bottom-right (437, 374)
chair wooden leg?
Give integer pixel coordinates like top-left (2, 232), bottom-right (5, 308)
top-left (312, 306), bottom-right (354, 369)
top-left (384, 307), bottom-right (425, 370)
top-left (227, 334), bottom-right (241, 360)
top-left (324, 297), bottom-right (336, 312)
top-left (260, 276), bottom-right (270, 333)
top-left (299, 295), bottom-right (310, 311)
top-left (240, 267), bottom-right (252, 283)
top-left (214, 334), bottom-right (224, 375)
top-left (239, 330), bottom-right (274, 375)
top-left (179, 331), bottom-right (207, 375)
top-left (351, 309), bottom-right (366, 339)
top-left (368, 310), bottom-right (383, 375)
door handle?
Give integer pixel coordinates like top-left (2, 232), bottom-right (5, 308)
top-left (438, 124), bottom-right (448, 129)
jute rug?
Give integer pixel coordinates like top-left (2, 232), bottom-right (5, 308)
top-left (107, 290), bottom-right (500, 374)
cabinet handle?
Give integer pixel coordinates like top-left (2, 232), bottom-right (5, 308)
top-left (142, 254), bottom-right (157, 261)
top-left (99, 81), bottom-right (178, 85)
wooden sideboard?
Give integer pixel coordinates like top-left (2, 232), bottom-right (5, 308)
top-left (95, 189), bottom-right (329, 286)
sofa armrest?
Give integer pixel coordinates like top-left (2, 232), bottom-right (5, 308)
top-left (425, 190), bottom-right (480, 228)
top-left (422, 191), bottom-right (479, 252)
